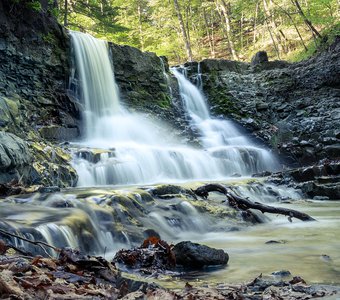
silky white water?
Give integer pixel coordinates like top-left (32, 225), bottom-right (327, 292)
top-left (171, 67), bottom-right (278, 170)
top-left (70, 31), bottom-right (279, 186)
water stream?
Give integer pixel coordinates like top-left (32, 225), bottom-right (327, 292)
top-left (1, 184), bottom-right (339, 286)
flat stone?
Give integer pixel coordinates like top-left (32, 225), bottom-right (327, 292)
top-left (313, 195), bottom-right (330, 200)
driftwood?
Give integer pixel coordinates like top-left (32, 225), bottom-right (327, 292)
top-left (194, 184), bottom-right (315, 222)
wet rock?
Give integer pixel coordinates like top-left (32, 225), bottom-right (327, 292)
top-left (75, 148), bottom-right (115, 164)
top-left (149, 184), bottom-right (196, 199)
top-left (108, 42), bottom-right (184, 135)
top-left (271, 270), bottom-right (291, 277)
top-left (173, 241), bottom-right (229, 268)
top-left (39, 125), bottom-right (79, 141)
top-left (231, 173), bottom-right (242, 177)
top-left (313, 195), bottom-right (330, 200)
top-left (28, 142), bottom-right (78, 188)
top-left (265, 240), bottom-right (287, 244)
top-left (0, 132), bottom-right (32, 184)
top-left (37, 186), bottom-right (61, 193)
top-left (320, 254), bottom-right (332, 263)
top-left (323, 144), bottom-right (340, 157)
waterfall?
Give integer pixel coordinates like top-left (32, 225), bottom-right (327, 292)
top-left (71, 31), bottom-right (121, 140)
top-left (70, 31), bottom-right (279, 186)
top-left (171, 66), bottom-right (279, 170)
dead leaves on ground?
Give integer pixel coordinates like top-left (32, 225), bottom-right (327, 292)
top-left (0, 247), bottom-right (121, 299)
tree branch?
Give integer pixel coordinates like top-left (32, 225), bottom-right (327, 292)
top-left (0, 228), bottom-right (60, 258)
top-left (194, 184), bottom-right (315, 222)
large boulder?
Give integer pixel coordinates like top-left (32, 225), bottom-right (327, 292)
top-left (173, 241), bottom-right (229, 268)
top-left (0, 131), bottom-right (32, 184)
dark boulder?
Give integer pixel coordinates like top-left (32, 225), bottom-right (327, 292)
top-left (173, 241), bottom-right (229, 268)
top-left (251, 51), bottom-right (268, 65)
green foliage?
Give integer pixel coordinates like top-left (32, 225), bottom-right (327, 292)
top-left (42, 32), bottom-right (55, 44)
top-left (56, 0), bottom-right (340, 63)
top-left (288, 22), bottom-right (340, 62)
top-left (26, 0), bottom-right (42, 11)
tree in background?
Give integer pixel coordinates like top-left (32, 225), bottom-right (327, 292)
top-left (55, 0), bottom-right (339, 63)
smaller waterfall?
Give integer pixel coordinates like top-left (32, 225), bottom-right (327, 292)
top-left (171, 67), bottom-right (279, 172)
top-left (196, 62), bottom-right (203, 90)
top-left (160, 57), bottom-right (173, 97)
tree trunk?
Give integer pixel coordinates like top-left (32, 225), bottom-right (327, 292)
top-left (203, 7), bottom-right (215, 58)
top-left (269, 0), bottom-right (285, 53)
top-left (173, 0), bottom-right (193, 62)
top-left (263, 0), bottom-right (280, 59)
top-left (64, 0), bottom-right (68, 26)
top-left (272, 0), bottom-right (308, 51)
top-left (193, 184), bottom-right (316, 222)
top-left (137, 0), bottom-right (144, 51)
top-left (216, 0), bottom-right (238, 60)
top-left (240, 11), bottom-right (244, 50)
top-left (253, 1), bottom-right (259, 47)
top-left (291, 0), bottom-right (322, 39)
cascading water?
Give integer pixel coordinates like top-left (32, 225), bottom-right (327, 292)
top-left (70, 31), bottom-right (279, 186)
top-left (171, 67), bottom-right (279, 171)
top-left (70, 31), bottom-right (121, 140)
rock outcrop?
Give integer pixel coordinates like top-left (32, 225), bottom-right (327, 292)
top-left (0, 0), bottom-right (81, 141)
top-left (0, 0), bottom-right (80, 188)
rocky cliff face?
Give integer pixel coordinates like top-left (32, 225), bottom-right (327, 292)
top-left (0, 0), bottom-right (81, 140)
top-left (0, 0), bottom-right (79, 187)
top-left (184, 40), bottom-right (340, 167)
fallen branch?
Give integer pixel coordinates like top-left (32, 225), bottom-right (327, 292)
top-left (194, 184), bottom-right (315, 222)
top-left (0, 228), bottom-right (60, 258)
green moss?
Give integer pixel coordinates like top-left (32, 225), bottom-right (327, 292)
top-left (157, 94), bottom-right (171, 109)
top-left (42, 33), bottom-right (56, 45)
top-left (208, 88), bottom-right (240, 116)
top-left (26, 0), bottom-right (42, 12)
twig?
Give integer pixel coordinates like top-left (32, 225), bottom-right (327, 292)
top-left (0, 228), bottom-right (61, 258)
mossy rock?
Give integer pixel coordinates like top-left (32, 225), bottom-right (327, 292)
top-left (29, 142), bottom-right (77, 187)
top-left (149, 184), bottom-right (196, 199)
